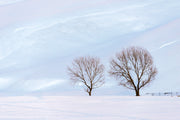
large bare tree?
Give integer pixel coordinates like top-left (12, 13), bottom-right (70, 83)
top-left (67, 56), bottom-right (105, 96)
top-left (109, 46), bottom-right (157, 96)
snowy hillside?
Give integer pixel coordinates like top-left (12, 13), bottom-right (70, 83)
top-left (0, 0), bottom-right (179, 95)
top-left (0, 96), bottom-right (179, 120)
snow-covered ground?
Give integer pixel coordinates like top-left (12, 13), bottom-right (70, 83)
top-left (0, 1), bottom-right (179, 119)
top-left (0, 96), bottom-right (179, 120)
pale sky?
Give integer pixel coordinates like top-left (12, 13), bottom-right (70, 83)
top-left (0, 0), bottom-right (180, 96)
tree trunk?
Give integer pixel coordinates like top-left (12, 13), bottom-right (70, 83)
top-left (135, 90), bottom-right (140, 96)
top-left (88, 92), bottom-right (91, 96)
top-left (88, 88), bottom-right (92, 96)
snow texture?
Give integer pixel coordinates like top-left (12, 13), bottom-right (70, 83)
top-left (0, 96), bottom-right (179, 120)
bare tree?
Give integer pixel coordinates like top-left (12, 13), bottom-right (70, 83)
top-left (67, 56), bottom-right (105, 96)
top-left (109, 46), bottom-right (157, 96)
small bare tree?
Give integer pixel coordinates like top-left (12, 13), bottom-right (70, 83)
top-left (109, 46), bottom-right (157, 96)
top-left (67, 56), bottom-right (105, 96)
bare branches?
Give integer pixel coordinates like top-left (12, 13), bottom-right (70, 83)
top-left (67, 56), bottom-right (105, 96)
top-left (109, 46), bottom-right (158, 96)
top-left (67, 46), bottom-right (157, 96)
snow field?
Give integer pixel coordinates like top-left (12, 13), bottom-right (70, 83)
top-left (0, 96), bottom-right (179, 120)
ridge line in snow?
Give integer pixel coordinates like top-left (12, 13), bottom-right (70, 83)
top-left (159, 40), bottom-right (178, 49)
top-left (14, 2), bottom-right (151, 34)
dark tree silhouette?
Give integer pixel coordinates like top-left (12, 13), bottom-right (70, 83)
top-left (68, 56), bottom-right (105, 96)
top-left (109, 46), bottom-right (157, 96)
